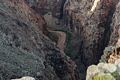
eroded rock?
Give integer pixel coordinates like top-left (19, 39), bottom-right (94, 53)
top-left (0, 0), bottom-right (80, 80)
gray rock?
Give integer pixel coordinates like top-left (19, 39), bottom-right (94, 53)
top-left (0, 0), bottom-right (80, 80)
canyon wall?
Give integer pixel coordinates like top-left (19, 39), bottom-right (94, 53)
top-left (0, 0), bottom-right (120, 80)
top-left (0, 0), bottom-right (80, 80)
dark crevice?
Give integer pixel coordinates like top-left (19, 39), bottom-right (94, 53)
top-left (79, 0), bottom-right (118, 68)
top-left (59, 0), bottom-right (66, 19)
top-left (95, 0), bottom-right (117, 64)
top-left (100, 0), bottom-right (119, 60)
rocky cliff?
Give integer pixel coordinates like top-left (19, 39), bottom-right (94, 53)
top-left (0, 0), bottom-right (80, 80)
top-left (0, 0), bottom-right (120, 80)
top-left (63, 0), bottom-right (115, 66)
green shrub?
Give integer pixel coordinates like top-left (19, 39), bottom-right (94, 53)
top-left (92, 73), bottom-right (115, 80)
top-left (111, 71), bottom-right (120, 80)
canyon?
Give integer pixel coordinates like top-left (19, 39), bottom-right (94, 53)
top-left (0, 0), bottom-right (120, 80)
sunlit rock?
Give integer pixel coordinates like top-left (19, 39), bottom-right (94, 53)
top-left (97, 63), bottom-right (106, 72)
top-left (11, 76), bottom-right (35, 80)
top-left (86, 65), bottom-right (100, 80)
top-left (115, 59), bottom-right (120, 65)
top-left (90, 0), bottom-right (100, 12)
top-left (97, 63), bottom-right (117, 73)
top-left (93, 73), bottom-right (115, 80)
top-left (100, 46), bottom-right (114, 63)
top-left (116, 38), bottom-right (120, 47)
top-left (102, 63), bottom-right (117, 73)
top-left (116, 62), bottom-right (120, 75)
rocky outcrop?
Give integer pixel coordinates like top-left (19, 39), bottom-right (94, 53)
top-left (26, 0), bottom-right (66, 29)
top-left (64, 0), bottom-right (115, 66)
top-left (87, 46), bottom-right (120, 80)
top-left (26, 0), bottom-right (66, 18)
top-left (109, 0), bottom-right (120, 46)
top-left (87, 2), bottom-right (120, 78)
top-left (25, 0), bottom-right (120, 66)
top-left (1, 0), bottom-right (120, 80)
top-left (100, 0), bottom-right (120, 65)
top-left (86, 62), bottom-right (120, 80)
top-left (0, 0), bottom-right (80, 80)
top-left (24, 0), bottom-right (120, 79)
top-left (46, 30), bottom-right (66, 54)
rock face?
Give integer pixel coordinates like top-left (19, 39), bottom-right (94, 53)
top-left (64, 0), bottom-right (115, 66)
top-left (25, 0), bottom-right (120, 66)
top-left (0, 0), bottom-right (80, 80)
top-left (89, 2), bottom-right (120, 78)
top-left (20, 0), bottom-right (120, 79)
top-left (26, 0), bottom-right (66, 18)
top-left (26, 0), bottom-right (66, 29)
top-left (100, 0), bottom-right (120, 64)
top-left (109, 0), bottom-right (120, 46)
top-left (86, 59), bottom-right (120, 80)
top-left (1, 0), bottom-right (120, 80)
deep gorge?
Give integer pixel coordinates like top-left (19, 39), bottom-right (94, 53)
top-left (0, 0), bottom-right (120, 80)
